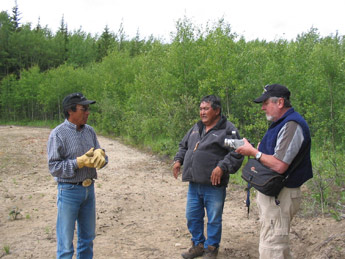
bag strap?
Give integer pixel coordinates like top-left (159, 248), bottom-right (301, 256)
top-left (246, 182), bottom-right (251, 218)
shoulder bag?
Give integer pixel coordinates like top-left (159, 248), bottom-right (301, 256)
top-left (241, 142), bottom-right (310, 214)
top-left (242, 159), bottom-right (286, 197)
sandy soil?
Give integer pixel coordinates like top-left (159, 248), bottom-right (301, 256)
top-left (0, 125), bottom-right (344, 259)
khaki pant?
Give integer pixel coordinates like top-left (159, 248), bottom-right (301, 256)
top-left (257, 187), bottom-right (302, 259)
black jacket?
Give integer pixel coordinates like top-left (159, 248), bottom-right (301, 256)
top-left (174, 115), bottom-right (244, 186)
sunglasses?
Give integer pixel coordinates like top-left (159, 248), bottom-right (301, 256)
top-left (76, 106), bottom-right (90, 112)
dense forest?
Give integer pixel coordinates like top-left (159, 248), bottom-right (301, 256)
top-left (0, 4), bottom-right (344, 217)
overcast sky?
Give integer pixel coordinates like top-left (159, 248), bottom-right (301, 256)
top-left (2, 0), bottom-right (345, 41)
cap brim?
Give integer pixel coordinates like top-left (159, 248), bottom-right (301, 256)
top-left (254, 93), bottom-right (269, 103)
top-left (78, 100), bottom-right (96, 105)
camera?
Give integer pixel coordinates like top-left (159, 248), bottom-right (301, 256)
top-left (224, 138), bottom-right (244, 150)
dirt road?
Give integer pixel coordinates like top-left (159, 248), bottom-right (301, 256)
top-left (0, 125), bottom-right (344, 258)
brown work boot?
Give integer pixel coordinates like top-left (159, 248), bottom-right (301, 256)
top-left (181, 242), bottom-right (204, 259)
top-left (203, 245), bottom-right (219, 258)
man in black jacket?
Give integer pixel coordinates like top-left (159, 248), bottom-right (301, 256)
top-left (173, 95), bottom-right (243, 258)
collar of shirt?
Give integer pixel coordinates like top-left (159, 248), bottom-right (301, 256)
top-left (64, 119), bottom-right (85, 131)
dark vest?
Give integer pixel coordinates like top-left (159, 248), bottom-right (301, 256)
top-left (259, 108), bottom-right (313, 187)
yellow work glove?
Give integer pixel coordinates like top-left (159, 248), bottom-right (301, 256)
top-left (76, 148), bottom-right (95, 169)
top-left (91, 148), bottom-right (106, 169)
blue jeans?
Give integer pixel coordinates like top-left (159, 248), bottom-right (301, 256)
top-left (186, 182), bottom-right (226, 248)
top-left (56, 182), bottom-right (96, 259)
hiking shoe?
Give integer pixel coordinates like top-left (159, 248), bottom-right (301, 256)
top-left (203, 245), bottom-right (219, 258)
top-left (181, 243), bottom-right (204, 259)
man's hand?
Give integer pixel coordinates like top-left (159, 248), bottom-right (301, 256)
top-left (211, 166), bottom-right (223, 185)
top-left (91, 148), bottom-right (106, 169)
top-left (235, 138), bottom-right (257, 157)
top-left (76, 148), bottom-right (95, 168)
top-left (173, 161), bottom-right (181, 179)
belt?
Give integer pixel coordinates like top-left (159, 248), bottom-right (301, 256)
top-left (70, 179), bottom-right (93, 187)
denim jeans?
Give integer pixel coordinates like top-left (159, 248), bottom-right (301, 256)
top-left (186, 182), bottom-right (226, 249)
top-left (56, 182), bottom-right (96, 259)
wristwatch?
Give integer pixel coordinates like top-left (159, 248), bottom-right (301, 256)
top-left (255, 152), bottom-right (262, 161)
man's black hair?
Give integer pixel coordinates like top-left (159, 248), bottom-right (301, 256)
top-left (63, 104), bottom-right (77, 119)
top-left (200, 95), bottom-right (222, 114)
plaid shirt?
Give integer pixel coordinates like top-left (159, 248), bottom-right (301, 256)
top-left (47, 119), bottom-right (107, 183)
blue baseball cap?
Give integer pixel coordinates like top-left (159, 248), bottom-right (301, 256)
top-left (254, 84), bottom-right (290, 103)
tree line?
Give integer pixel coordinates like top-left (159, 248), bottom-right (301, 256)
top-left (0, 4), bottom-right (153, 80)
top-left (0, 6), bottom-right (344, 217)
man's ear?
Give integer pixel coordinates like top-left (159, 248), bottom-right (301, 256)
top-left (278, 98), bottom-right (284, 108)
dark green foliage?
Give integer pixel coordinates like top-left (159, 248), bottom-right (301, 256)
top-left (0, 6), bottom-right (344, 216)
top-left (0, 11), bottom-right (13, 78)
top-left (96, 26), bottom-right (115, 62)
top-left (10, 0), bottom-right (21, 31)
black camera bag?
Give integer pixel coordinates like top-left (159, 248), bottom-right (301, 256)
top-left (241, 143), bottom-right (310, 216)
top-left (242, 159), bottom-right (286, 197)
top-left (242, 142), bottom-right (310, 198)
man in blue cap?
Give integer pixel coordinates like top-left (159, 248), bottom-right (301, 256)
top-left (236, 84), bottom-right (313, 258)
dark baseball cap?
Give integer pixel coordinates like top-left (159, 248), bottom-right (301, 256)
top-left (254, 84), bottom-right (290, 103)
top-left (62, 92), bottom-right (96, 108)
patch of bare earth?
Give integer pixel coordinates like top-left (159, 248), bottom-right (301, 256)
top-left (0, 125), bottom-right (344, 258)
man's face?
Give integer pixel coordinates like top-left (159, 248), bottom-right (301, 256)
top-left (199, 101), bottom-right (220, 126)
top-left (261, 98), bottom-right (282, 122)
top-left (68, 104), bottom-right (90, 127)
